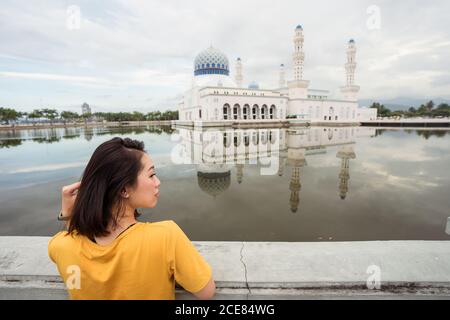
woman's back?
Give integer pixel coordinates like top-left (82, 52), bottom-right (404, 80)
top-left (48, 220), bottom-right (212, 300)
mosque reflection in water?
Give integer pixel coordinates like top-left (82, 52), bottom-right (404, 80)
top-left (174, 126), bottom-right (375, 213)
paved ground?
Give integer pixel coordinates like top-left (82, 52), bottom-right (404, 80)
top-left (1, 237), bottom-right (450, 299)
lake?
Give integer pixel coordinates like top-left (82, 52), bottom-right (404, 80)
top-left (1, 125), bottom-right (449, 242)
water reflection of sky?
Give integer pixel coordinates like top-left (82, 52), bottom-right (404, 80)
top-left (0, 125), bottom-right (449, 241)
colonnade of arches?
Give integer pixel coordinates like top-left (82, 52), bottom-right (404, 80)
top-left (222, 130), bottom-right (279, 147)
top-left (222, 104), bottom-right (277, 120)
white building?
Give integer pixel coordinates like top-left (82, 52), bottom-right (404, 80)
top-left (177, 25), bottom-right (376, 125)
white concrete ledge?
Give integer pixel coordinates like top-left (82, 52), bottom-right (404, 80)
top-left (1, 237), bottom-right (450, 299)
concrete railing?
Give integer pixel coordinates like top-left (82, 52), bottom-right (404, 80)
top-left (1, 237), bottom-right (450, 299)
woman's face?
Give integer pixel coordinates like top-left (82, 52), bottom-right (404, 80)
top-left (127, 153), bottom-right (161, 209)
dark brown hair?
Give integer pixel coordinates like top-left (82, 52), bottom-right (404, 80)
top-left (68, 137), bottom-right (145, 239)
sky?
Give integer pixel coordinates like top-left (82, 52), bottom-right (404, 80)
top-left (0, 0), bottom-right (449, 113)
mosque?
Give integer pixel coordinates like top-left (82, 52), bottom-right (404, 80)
top-left (177, 25), bottom-right (377, 126)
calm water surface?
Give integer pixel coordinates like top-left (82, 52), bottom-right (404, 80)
top-left (1, 125), bottom-right (449, 241)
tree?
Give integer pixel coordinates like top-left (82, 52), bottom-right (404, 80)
top-left (432, 103), bottom-right (450, 117)
top-left (425, 100), bottom-right (434, 112)
top-left (370, 102), bottom-right (391, 117)
top-left (0, 107), bottom-right (21, 124)
top-left (81, 112), bottom-right (92, 124)
top-left (417, 104), bottom-right (428, 115)
top-left (41, 108), bottom-right (59, 124)
top-left (28, 109), bottom-right (43, 122)
top-left (60, 111), bottom-right (79, 123)
top-left (132, 111), bottom-right (145, 121)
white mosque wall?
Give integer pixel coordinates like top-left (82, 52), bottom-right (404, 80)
top-left (288, 98), bottom-right (359, 123)
top-left (199, 88), bottom-right (288, 121)
top-left (356, 107), bottom-right (378, 121)
top-left (175, 127), bottom-right (358, 166)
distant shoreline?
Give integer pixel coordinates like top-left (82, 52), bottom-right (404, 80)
top-left (0, 120), bottom-right (173, 131)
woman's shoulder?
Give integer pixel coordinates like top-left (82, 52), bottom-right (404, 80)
top-left (141, 220), bottom-right (180, 232)
top-left (48, 230), bottom-right (78, 248)
top-left (48, 230), bottom-right (76, 263)
top-left (140, 220), bottom-right (186, 239)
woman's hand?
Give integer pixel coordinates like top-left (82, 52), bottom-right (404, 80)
top-left (61, 181), bottom-right (81, 219)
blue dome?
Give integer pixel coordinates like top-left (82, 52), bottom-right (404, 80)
top-left (296, 24), bottom-right (303, 30)
top-left (248, 81), bottom-right (259, 89)
top-left (194, 46), bottom-right (230, 76)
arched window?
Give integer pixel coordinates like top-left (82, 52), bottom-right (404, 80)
top-left (261, 105), bottom-right (267, 119)
top-left (243, 104), bottom-right (250, 120)
top-left (252, 131), bottom-right (259, 145)
top-left (212, 63), bottom-right (215, 67)
top-left (252, 105), bottom-right (258, 119)
top-left (223, 104), bottom-right (230, 120)
top-left (233, 104), bottom-right (240, 120)
top-left (234, 133), bottom-right (240, 147)
top-left (244, 134), bottom-right (250, 146)
top-left (261, 131), bottom-right (267, 144)
top-left (270, 105), bottom-right (276, 119)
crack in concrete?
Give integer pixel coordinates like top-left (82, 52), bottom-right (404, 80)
top-left (239, 242), bottom-right (251, 299)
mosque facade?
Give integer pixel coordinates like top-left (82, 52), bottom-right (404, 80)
top-left (177, 25), bottom-right (377, 125)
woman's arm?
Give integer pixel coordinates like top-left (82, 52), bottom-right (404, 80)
top-left (192, 277), bottom-right (216, 300)
top-left (60, 181), bottom-right (81, 229)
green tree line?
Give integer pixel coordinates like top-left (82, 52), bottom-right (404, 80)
top-left (370, 100), bottom-right (450, 118)
top-left (0, 108), bottom-right (179, 124)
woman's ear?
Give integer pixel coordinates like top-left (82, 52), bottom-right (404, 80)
top-left (121, 188), bottom-right (130, 199)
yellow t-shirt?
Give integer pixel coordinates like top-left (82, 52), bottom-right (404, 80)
top-left (48, 220), bottom-right (212, 300)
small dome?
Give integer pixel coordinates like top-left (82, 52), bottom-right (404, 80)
top-left (296, 24), bottom-right (303, 30)
top-left (349, 39), bottom-right (355, 43)
top-left (280, 63), bottom-right (284, 67)
top-left (248, 81), bottom-right (259, 89)
top-left (237, 57), bottom-right (241, 61)
top-left (194, 46), bottom-right (230, 76)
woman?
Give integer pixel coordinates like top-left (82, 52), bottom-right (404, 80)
top-left (48, 137), bottom-right (215, 300)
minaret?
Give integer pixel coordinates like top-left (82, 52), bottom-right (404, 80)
top-left (286, 147), bottom-right (306, 213)
top-left (336, 146), bottom-right (356, 199)
top-left (293, 26), bottom-right (305, 81)
top-left (340, 39), bottom-right (360, 101)
top-left (288, 25), bottom-right (309, 99)
top-left (289, 167), bottom-right (301, 213)
top-left (235, 57), bottom-right (243, 88)
top-left (277, 157), bottom-right (286, 177)
top-left (345, 40), bottom-right (356, 86)
top-left (279, 64), bottom-right (286, 88)
top-left (236, 164), bottom-right (244, 184)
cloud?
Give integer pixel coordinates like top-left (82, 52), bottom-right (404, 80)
top-left (0, 0), bottom-right (449, 110)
